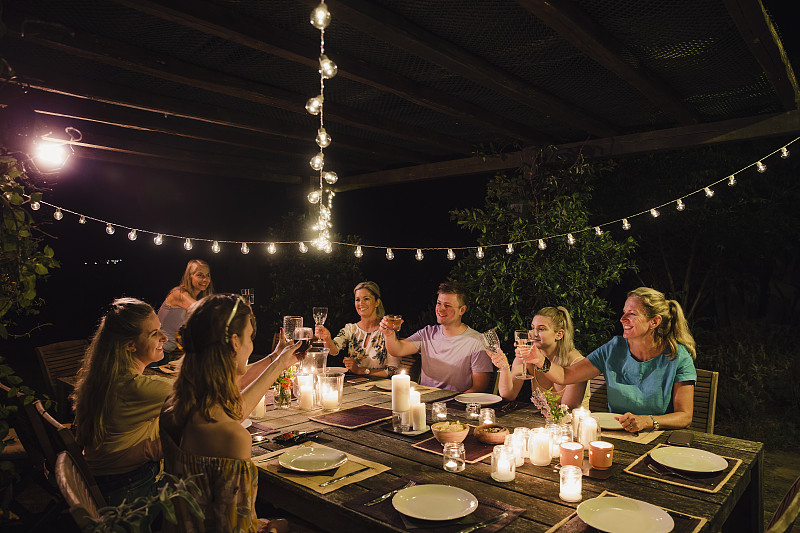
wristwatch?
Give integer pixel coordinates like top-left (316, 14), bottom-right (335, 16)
top-left (537, 356), bottom-right (551, 373)
top-left (649, 415), bottom-right (659, 431)
top-left (363, 368), bottom-right (371, 375)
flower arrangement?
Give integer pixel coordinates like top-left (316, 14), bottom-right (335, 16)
top-left (272, 366), bottom-right (296, 409)
top-left (531, 386), bottom-right (571, 424)
top-left (273, 366), bottom-right (296, 391)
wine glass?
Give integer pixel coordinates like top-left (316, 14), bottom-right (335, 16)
top-left (514, 330), bottom-right (534, 380)
top-left (283, 315), bottom-right (303, 343)
top-left (481, 328), bottom-right (501, 353)
top-left (293, 327), bottom-right (314, 356)
top-left (313, 307), bottom-right (328, 327)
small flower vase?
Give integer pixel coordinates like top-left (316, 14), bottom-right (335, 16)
top-left (273, 385), bottom-right (292, 409)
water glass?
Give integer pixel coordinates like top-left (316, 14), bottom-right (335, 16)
top-left (293, 327), bottom-right (314, 356)
top-left (432, 401), bottom-right (448, 422)
top-left (465, 403), bottom-right (481, 420)
top-left (283, 315), bottom-right (303, 343)
top-left (318, 372), bottom-right (344, 411)
top-left (479, 408), bottom-right (496, 425)
top-left (443, 442), bottom-right (466, 472)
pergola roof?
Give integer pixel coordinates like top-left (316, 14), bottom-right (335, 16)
top-left (1, 0), bottom-right (797, 191)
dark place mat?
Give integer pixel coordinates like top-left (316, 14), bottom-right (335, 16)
top-left (413, 428), bottom-right (494, 463)
top-left (346, 476), bottom-right (525, 533)
top-left (624, 444), bottom-right (741, 493)
top-left (249, 422), bottom-right (279, 435)
top-left (309, 404), bottom-right (392, 429)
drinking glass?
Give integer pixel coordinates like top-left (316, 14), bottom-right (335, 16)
top-left (283, 315), bottom-right (303, 343)
top-left (241, 288), bottom-right (254, 305)
top-left (312, 307), bottom-right (328, 326)
top-left (514, 329), bottom-right (534, 380)
top-left (481, 328), bottom-right (501, 353)
top-left (293, 327), bottom-right (314, 356)
top-left (385, 314), bottom-right (402, 331)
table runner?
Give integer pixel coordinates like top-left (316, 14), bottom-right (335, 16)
top-left (413, 428), bottom-right (494, 463)
top-left (345, 475), bottom-right (525, 532)
top-left (545, 491), bottom-right (707, 533)
top-left (255, 442), bottom-right (389, 495)
top-left (624, 443), bottom-right (741, 493)
top-left (309, 404), bottom-right (393, 429)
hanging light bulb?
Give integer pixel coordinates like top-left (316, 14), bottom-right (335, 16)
top-left (594, 226), bottom-right (603, 236)
top-left (319, 55), bottom-right (338, 79)
top-left (31, 201), bottom-right (41, 210)
top-left (704, 186), bottom-right (714, 197)
top-left (538, 239), bottom-right (546, 250)
top-left (79, 215), bottom-right (86, 224)
top-left (728, 175), bottom-right (736, 186)
top-left (106, 224), bottom-right (115, 235)
top-left (676, 198), bottom-right (686, 211)
top-left (650, 208), bottom-right (660, 218)
top-left (184, 238), bottom-right (193, 250)
top-left (53, 208), bottom-right (63, 220)
top-left (127, 229), bottom-right (137, 241)
top-left (622, 218), bottom-right (631, 230)
top-left (241, 242), bottom-right (250, 254)
top-left (781, 146), bottom-right (790, 159)
top-left (308, 190), bottom-right (321, 203)
top-left (310, 152), bottom-right (324, 171)
top-left (154, 233), bottom-right (164, 245)
top-left (305, 95), bottom-right (324, 115)
top-left (310, 2), bottom-right (330, 29)
top-left (316, 127), bottom-right (331, 148)
top-left (447, 248), bottom-right (456, 260)
top-left (475, 247), bottom-right (484, 259)
top-left (354, 245), bottom-right (363, 258)
top-left (323, 171), bottom-right (338, 184)
top-left (415, 249), bottom-right (424, 261)
top-left (211, 241), bottom-right (220, 253)
top-left (756, 161), bottom-right (767, 173)
top-left (267, 242), bottom-right (277, 254)
top-left (385, 248), bottom-right (394, 260)
top-left (299, 242), bottom-right (308, 253)
top-left (567, 233), bottom-right (575, 245)
top-left (506, 243), bottom-right (514, 254)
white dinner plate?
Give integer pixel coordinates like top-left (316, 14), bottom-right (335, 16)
top-left (392, 484), bottom-right (478, 521)
top-left (455, 393), bottom-right (502, 406)
top-left (593, 412), bottom-right (624, 430)
top-left (278, 446), bottom-right (348, 472)
top-left (326, 367), bottom-right (348, 374)
top-left (374, 379), bottom-right (418, 390)
top-left (650, 446), bottom-right (728, 473)
top-left (577, 496), bottom-right (674, 533)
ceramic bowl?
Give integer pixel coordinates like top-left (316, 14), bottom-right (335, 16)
top-left (473, 423), bottom-right (509, 444)
top-left (431, 421), bottom-right (469, 444)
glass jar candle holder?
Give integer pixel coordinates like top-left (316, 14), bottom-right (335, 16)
top-left (578, 416), bottom-right (600, 448)
top-left (465, 403), bottom-right (481, 420)
top-left (295, 373), bottom-right (316, 410)
top-left (250, 393), bottom-right (267, 420)
top-left (559, 465), bottom-right (583, 502)
top-left (548, 422), bottom-right (571, 458)
top-left (560, 442), bottom-right (584, 468)
top-left (589, 441), bottom-right (614, 470)
top-left (431, 401), bottom-right (448, 422)
top-left (529, 427), bottom-right (551, 466)
top-left (513, 427), bottom-right (531, 459)
top-left (506, 432), bottom-right (527, 467)
top-left (479, 408), bottom-right (496, 425)
top-left (317, 372), bottom-right (343, 411)
top-left (571, 406), bottom-right (590, 437)
top-left (443, 442), bottom-right (466, 472)
top-left (491, 445), bottom-right (516, 482)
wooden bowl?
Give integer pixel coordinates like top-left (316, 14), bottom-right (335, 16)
top-left (431, 421), bottom-right (469, 444)
top-left (473, 424), bottom-right (509, 445)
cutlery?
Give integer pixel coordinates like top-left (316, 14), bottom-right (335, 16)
top-left (319, 465), bottom-right (371, 487)
top-left (648, 462), bottom-right (714, 485)
top-left (364, 480), bottom-right (416, 506)
top-left (455, 511), bottom-right (508, 533)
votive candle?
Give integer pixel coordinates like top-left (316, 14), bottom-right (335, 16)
top-left (322, 387), bottom-right (339, 410)
top-left (530, 427), bottom-right (551, 466)
top-left (559, 465), bottom-right (582, 502)
top-left (589, 441), bottom-right (614, 470)
top-left (412, 402), bottom-right (426, 431)
top-left (491, 445), bottom-right (516, 482)
top-left (560, 442), bottom-right (584, 468)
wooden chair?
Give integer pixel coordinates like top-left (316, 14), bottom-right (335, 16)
top-left (35, 339), bottom-right (88, 419)
top-left (55, 451), bottom-right (103, 530)
top-left (587, 368), bottom-right (719, 433)
top-left (395, 354), bottom-right (421, 383)
top-left (766, 474), bottom-right (800, 533)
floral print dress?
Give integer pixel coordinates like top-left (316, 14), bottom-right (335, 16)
top-left (332, 323), bottom-right (400, 370)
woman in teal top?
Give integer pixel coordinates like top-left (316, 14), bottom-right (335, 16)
top-left (520, 287), bottom-right (697, 433)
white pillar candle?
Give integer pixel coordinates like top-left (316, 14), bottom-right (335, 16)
top-left (530, 427), bottom-right (551, 466)
top-left (409, 388), bottom-right (421, 407)
top-left (251, 394), bottom-right (266, 418)
top-left (412, 402), bottom-right (426, 430)
top-left (391, 372), bottom-right (410, 412)
top-left (322, 387), bottom-right (339, 410)
top-left (579, 417), bottom-right (599, 449)
top-left (298, 375), bottom-right (314, 410)
top-left (572, 407), bottom-right (590, 436)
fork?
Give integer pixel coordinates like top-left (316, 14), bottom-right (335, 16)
top-left (364, 480), bottom-right (416, 506)
top-left (648, 462), bottom-right (709, 484)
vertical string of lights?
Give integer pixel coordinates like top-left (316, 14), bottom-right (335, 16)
top-left (306, 2), bottom-right (338, 254)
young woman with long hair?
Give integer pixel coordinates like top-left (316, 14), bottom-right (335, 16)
top-left (157, 259), bottom-right (214, 359)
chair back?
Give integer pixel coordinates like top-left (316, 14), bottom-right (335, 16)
top-left (34, 339), bottom-right (89, 397)
top-left (55, 451), bottom-right (103, 529)
top-left (586, 368), bottom-right (718, 433)
top-left (766, 474), bottom-right (800, 533)
top-left (396, 354), bottom-right (421, 383)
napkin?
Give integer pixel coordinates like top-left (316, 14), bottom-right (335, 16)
top-left (309, 404), bottom-right (393, 429)
top-left (624, 444), bottom-right (741, 493)
top-left (413, 429), bottom-right (494, 463)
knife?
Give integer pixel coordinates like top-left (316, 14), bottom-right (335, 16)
top-left (318, 465), bottom-right (371, 487)
top-left (455, 512), bottom-right (508, 533)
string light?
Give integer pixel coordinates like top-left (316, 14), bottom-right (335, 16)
top-left (307, 190), bottom-right (321, 203)
top-left (79, 215), bottom-right (86, 224)
top-left (183, 238), bottom-right (192, 250)
top-left (728, 175), bottom-right (736, 186)
top-left (385, 248), bottom-right (394, 260)
top-left (538, 239), bottom-right (546, 250)
top-left (622, 219), bottom-right (631, 230)
top-left (299, 242), bottom-right (308, 253)
top-left (323, 172), bottom-right (338, 184)
top-left (415, 249), bottom-right (424, 261)
top-left (447, 248), bottom-right (456, 260)
top-left (31, 201), bottom-right (40, 210)
top-left (267, 242), bottom-right (277, 254)
top-left (106, 224), bottom-right (115, 235)
top-left (756, 161), bottom-right (766, 173)
top-left (305, 95), bottom-right (323, 115)
top-left (676, 198), bottom-right (685, 211)
top-left (650, 208), bottom-right (659, 218)
top-left (310, 153), bottom-right (324, 171)
top-left (127, 229), bottom-right (137, 241)
top-left (567, 233), bottom-right (575, 245)
top-left (319, 55), bottom-right (337, 78)
top-left (53, 208), bottom-right (63, 220)
top-left (310, 2), bottom-right (331, 29)
top-left (354, 245), bottom-right (363, 258)
top-left (506, 243), bottom-right (514, 254)
top-left (476, 247), bottom-right (484, 259)
top-left (781, 147), bottom-right (790, 159)
top-left (704, 187), bottom-right (714, 197)
top-left (212, 241), bottom-right (220, 253)
top-left (154, 234), bottom-right (163, 245)
top-left (241, 242), bottom-right (250, 254)
top-left (316, 128), bottom-right (331, 148)
top-left (594, 226), bottom-right (603, 236)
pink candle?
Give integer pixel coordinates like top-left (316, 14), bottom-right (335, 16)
top-left (560, 441), bottom-right (584, 468)
top-left (589, 441), bottom-right (614, 469)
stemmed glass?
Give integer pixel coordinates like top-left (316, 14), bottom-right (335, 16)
top-left (293, 327), bottom-right (314, 356)
top-left (313, 307), bottom-right (328, 327)
top-left (481, 328), bottom-right (501, 353)
top-left (514, 330), bottom-right (534, 381)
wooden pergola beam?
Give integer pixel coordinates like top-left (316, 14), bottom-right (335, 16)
top-left (337, 110), bottom-right (800, 191)
top-left (516, 0), bottom-right (699, 125)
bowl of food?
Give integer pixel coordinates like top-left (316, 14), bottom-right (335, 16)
top-left (431, 421), bottom-right (469, 444)
top-left (473, 424), bottom-right (509, 444)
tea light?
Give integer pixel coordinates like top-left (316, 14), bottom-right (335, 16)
top-left (589, 441), bottom-right (614, 470)
top-left (479, 408), bottom-right (496, 425)
top-left (560, 442), bottom-right (584, 468)
top-left (322, 386), bottom-right (339, 410)
top-left (530, 427), bottom-right (551, 466)
top-left (443, 442), bottom-right (465, 472)
top-left (297, 374), bottom-right (314, 410)
top-left (579, 416), bottom-right (599, 448)
top-left (432, 401), bottom-right (448, 421)
top-left (466, 403), bottom-right (481, 420)
top-left (391, 372), bottom-right (410, 412)
top-left (491, 445), bottom-right (516, 482)
top-left (412, 402), bottom-right (426, 431)
top-left (559, 465), bottom-right (583, 502)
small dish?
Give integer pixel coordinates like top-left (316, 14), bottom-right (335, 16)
top-left (454, 393), bottom-right (502, 406)
top-left (473, 423), bottom-right (509, 444)
top-left (431, 421), bottom-right (469, 444)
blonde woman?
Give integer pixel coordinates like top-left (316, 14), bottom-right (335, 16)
top-left (488, 307), bottom-right (589, 409)
top-left (523, 287), bottom-right (697, 432)
top-left (160, 294), bottom-right (300, 533)
top-left (73, 298), bottom-right (171, 506)
top-left (157, 259), bottom-right (214, 358)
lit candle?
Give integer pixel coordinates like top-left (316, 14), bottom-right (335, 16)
top-left (298, 375), bottom-right (314, 410)
top-left (412, 402), bottom-right (426, 431)
top-left (560, 442), bottom-right (584, 468)
top-left (559, 465), bottom-right (582, 502)
top-left (579, 417), bottom-right (599, 448)
top-left (322, 387), bottom-right (339, 410)
top-left (409, 388), bottom-right (421, 407)
top-left (391, 372), bottom-right (410, 412)
top-left (530, 427), bottom-right (551, 466)
top-left (479, 408), bottom-right (495, 425)
top-left (589, 441), bottom-right (614, 470)
top-left (491, 445), bottom-right (516, 482)
top-left (251, 394), bottom-right (266, 419)
top-left (572, 407), bottom-right (590, 436)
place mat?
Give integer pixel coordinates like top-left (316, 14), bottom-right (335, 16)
top-left (545, 490), bottom-right (706, 533)
top-left (345, 475), bottom-right (525, 532)
top-left (256, 442), bottom-right (390, 495)
top-left (248, 422), bottom-right (278, 435)
top-left (309, 404), bottom-right (392, 429)
top-left (413, 428), bottom-right (494, 463)
top-left (599, 428), bottom-right (663, 444)
top-left (624, 444), bottom-right (741, 493)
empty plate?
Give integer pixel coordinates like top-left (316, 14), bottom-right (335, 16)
top-left (278, 446), bottom-right (348, 472)
top-left (374, 379), bottom-right (418, 390)
top-left (593, 412), bottom-right (624, 430)
top-left (455, 393), bottom-right (502, 406)
top-left (650, 446), bottom-right (728, 473)
top-left (577, 496), bottom-right (674, 533)
top-left (392, 484), bottom-right (478, 521)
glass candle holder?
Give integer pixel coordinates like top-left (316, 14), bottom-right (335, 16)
top-left (589, 441), bottom-right (614, 470)
top-left (513, 427), bottom-right (531, 458)
top-left (465, 403), bottom-right (481, 420)
top-left (443, 442), bottom-right (466, 472)
top-left (392, 410), bottom-right (411, 433)
top-left (317, 372), bottom-right (343, 411)
top-left (560, 442), bottom-right (584, 468)
top-left (250, 393), bottom-right (267, 420)
top-left (505, 432), bottom-right (526, 467)
top-left (559, 465), bottom-right (583, 502)
top-left (491, 445), bottom-right (516, 482)
top-left (529, 427), bottom-right (551, 466)
top-left (302, 347), bottom-right (328, 375)
top-left (578, 416), bottom-right (600, 448)
top-left (548, 422), bottom-right (571, 458)
top-left (571, 406), bottom-right (590, 437)
top-left (295, 373), bottom-right (316, 410)
top-left (479, 408), bottom-right (496, 425)
top-left (432, 401), bottom-right (448, 422)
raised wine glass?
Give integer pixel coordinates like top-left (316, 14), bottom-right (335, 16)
top-left (313, 307), bottom-right (328, 327)
top-left (481, 328), bottom-right (501, 353)
top-left (514, 330), bottom-right (534, 380)
top-left (293, 326), bottom-right (314, 356)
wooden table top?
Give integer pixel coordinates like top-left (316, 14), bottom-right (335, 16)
top-left (251, 378), bottom-right (764, 533)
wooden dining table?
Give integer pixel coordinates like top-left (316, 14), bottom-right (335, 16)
top-left (251, 377), bottom-right (764, 533)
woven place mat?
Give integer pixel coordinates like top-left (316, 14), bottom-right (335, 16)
top-left (346, 475), bottom-right (525, 532)
top-left (599, 429), bottom-right (663, 445)
top-left (248, 422), bottom-right (278, 435)
top-left (255, 442), bottom-right (389, 495)
top-left (545, 490), bottom-right (706, 533)
top-left (624, 443), bottom-right (741, 493)
top-left (413, 428), bottom-right (494, 464)
top-left (309, 404), bottom-right (392, 429)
